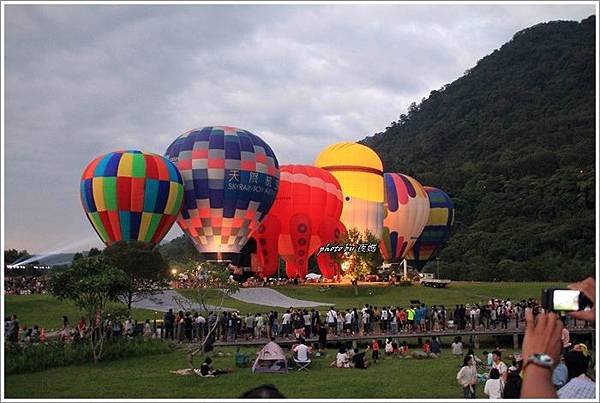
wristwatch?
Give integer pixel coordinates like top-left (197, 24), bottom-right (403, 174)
top-left (524, 353), bottom-right (554, 370)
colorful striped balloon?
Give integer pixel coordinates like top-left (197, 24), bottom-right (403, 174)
top-left (165, 126), bottom-right (279, 259)
top-left (80, 150), bottom-right (184, 246)
top-left (405, 186), bottom-right (455, 270)
top-left (380, 173), bottom-right (430, 262)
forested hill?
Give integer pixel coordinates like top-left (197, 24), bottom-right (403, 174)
top-left (362, 16), bottom-right (596, 281)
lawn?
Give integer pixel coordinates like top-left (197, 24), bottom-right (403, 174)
top-left (4, 345), bottom-right (495, 398)
top-left (271, 281), bottom-right (566, 309)
top-left (3, 294), bottom-right (157, 331)
top-left (4, 282), bottom-right (566, 330)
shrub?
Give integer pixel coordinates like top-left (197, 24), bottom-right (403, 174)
top-left (5, 338), bottom-right (173, 375)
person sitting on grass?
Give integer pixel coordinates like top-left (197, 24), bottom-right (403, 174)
top-left (351, 346), bottom-right (370, 369)
top-left (385, 338), bottom-right (394, 356)
top-left (400, 341), bottom-right (410, 356)
top-left (198, 357), bottom-right (233, 377)
top-left (329, 346), bottom-right (351, 368)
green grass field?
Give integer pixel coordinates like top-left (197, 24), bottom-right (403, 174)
top-left (3, 345), bottom-right (492, 398)
top-left (3, 294), bottom-right (157, 331)
top-left (4, 282), bottom-right (565, 330)
top-left (272, 281), bottom-right (568, 309)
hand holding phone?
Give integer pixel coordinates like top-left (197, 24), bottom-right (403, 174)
top-left (542, 288), bottom-right (593, 312)
top-left (567, 277), bottom-right (596, 322)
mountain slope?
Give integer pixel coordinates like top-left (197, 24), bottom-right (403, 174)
top-left (362, 16), bottom-right (596, 281)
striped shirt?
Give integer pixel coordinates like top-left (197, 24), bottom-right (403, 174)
top-left (557, 376), bottom-right (595, 399)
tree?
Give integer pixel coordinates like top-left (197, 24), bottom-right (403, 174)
top-left (4, 249), bottom-right (31, 265)
top-left (329, 229), bottom-right (381, 296)
top-left (171, 260), bottom-right (239, 369)
top-left (88, 247), bottom-right (102, 257)
top-left (49, 255), bottom-right (129, 363)
top-left (103, 241), bottom-right (170, 311)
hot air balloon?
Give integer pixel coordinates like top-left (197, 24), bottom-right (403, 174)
top-left (164, 126), bottom-right (279, 262)
top-left (380, 173), bottom-right (430, 263)
top-left (257, 165), bottom-right (343, 279)
top-left (252, 216), bottom-right (281, 278)
top-left (80, 150), bottom-right (184, 246)
top-left (405, 186), bottom-right (454, 270)
top-left (314, 142), bottom-right (385, 238)
top-left (316, 218), bottom-right (347, 279)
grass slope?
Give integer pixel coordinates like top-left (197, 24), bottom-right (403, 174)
top-left (3, 294), bottom-right (157, 331)
top-left (272, 281), bottom-right (566, 309)
top-left (4, 346), bottom-right (488, 398)
top-left (5, 282), bottom-right (565, 330)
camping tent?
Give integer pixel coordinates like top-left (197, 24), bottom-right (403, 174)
top-left (252, 341), bottom-right (288, 373)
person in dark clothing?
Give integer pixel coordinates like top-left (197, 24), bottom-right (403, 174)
top-left (164, 309), bottom-right (175, 340)
top-left (503, 369), bottom-right (522, 398)
top-left (431, 336), bottom-right (441, 355)
top-left (352, 347), bottom-right (370, 369)
top-left (184, 312), bottom-right (193, 342)
top-left (199, 357), bottom-right (231, 376)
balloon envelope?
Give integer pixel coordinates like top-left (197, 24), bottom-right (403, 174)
top-left (405, 186), bottom-right (454, 270)
top-left (165, 126), bottom-right (279, 259)
top-left (380, 173), bottom-right (430, 262)
top-left (314, 142), bottom-right (384, 238)
top-left (80, 150), bottom-right (184, 246)
top-left (262, 165), bottom-right (343, 278)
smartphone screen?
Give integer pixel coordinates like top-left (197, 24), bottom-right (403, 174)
top-left (553, 289), bottom-right (581, 311)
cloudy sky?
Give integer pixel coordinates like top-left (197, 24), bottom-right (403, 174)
top-left (3, 3), bottom-right (595, 255)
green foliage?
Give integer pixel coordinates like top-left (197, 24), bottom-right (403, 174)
top-left (330, 229), bottom-right (382, 295)
top-left (4, 338), bottom-right (172, 375)
top-left (103, 241), bottom-right (170, 310)
top-left (49, 255), bottom-right (130, 317)
top-left (362, 16), bottom-right (595, 281)
top-left (158, 235), bottom-right (202, 265)
top-left (4, 249), bottom-right (31, 265)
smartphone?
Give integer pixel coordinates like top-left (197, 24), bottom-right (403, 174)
top-left (542, 288), bottom-right (593, 312)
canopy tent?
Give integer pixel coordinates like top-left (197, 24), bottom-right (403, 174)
top-left (252, 341), bottom-right (288, 373)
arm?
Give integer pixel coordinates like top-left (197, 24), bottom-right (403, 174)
top-left (520, 309), bottom-right (562, 398)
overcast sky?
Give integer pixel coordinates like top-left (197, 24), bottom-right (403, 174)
top-left (3, 3), bottom-right (595, 255)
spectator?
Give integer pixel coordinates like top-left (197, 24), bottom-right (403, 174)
top-left (491, 350), bottom-right (508, 383)
top-left (351, 347), bottom-right (370, 369)
top-left (430, 336), bottom-right (441, 355)
top-left (371, 339), bottom-right (380, 363)
top-left (552, 355), bottom-right (569, 389)
top-left (457, 354), bottom-right (477, 398)
top-left (503, 368), bottom-right (522, 398)
top-left (451, 336), bottom-right (464, 357)
top-left (520, 277), bottom-right (595, 398)
top-left (557, 350), bottom-right (595, 399)
top-left (293, 338), bottom-right (311, 363)
top-left (484, 368), bottom-right (504, 399)
top-left (164, 309), bottom-right (175, 340)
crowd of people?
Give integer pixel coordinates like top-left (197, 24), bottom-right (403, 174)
top-left (5, 276), bottom-right (48, 295)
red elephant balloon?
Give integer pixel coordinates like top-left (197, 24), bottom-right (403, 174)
top-left (317, 218), bottom-right (347, 279)
top-left (255, 165), bottom-right (343, 279)
top-left (252, 215), bottom-right (281, 278)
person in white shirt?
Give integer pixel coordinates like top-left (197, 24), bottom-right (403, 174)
top-left (124, 318), bottom-right (133, 337)
top-left (293, 338), bottom-right (311, 363)
top-left (457, 355), bottom-right (477, 398)
top-left (451, 337), bottom-right (464, 356)
top-left (484, 368), bottom-right (504, 398)
top-left (344, 311), bottom-right (353, 335)
top-left (491, 350), bottom-right (508, 383)
top-left (281, 311), bottom-right (292, 337)
top-left (326, 307), bottom-right (337, 335)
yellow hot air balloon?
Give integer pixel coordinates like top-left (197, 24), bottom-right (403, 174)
top-left (315, 142), bottom-right (384, 238)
